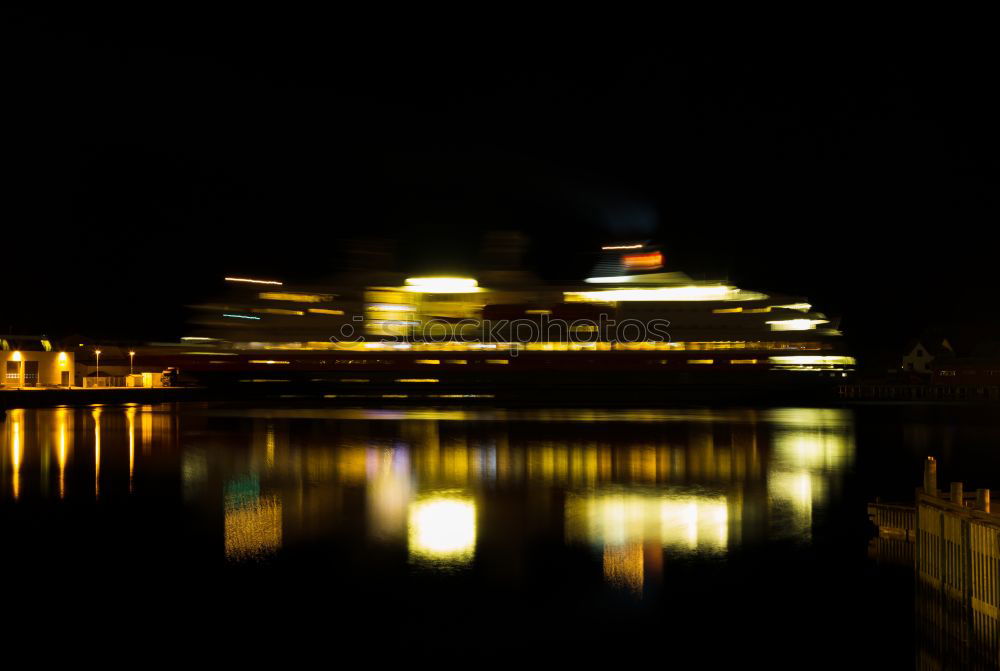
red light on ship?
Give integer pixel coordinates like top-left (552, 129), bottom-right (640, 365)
top-left (622, 251), bottom-right (663, 270)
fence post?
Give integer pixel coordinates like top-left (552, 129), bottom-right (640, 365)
top-left (977, 489), bottom-right (991, 513)
top-left (924, 457), bottom-right (938, 497)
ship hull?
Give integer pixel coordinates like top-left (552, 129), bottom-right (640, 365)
top-left (124, 348), bottom-right (850, 405)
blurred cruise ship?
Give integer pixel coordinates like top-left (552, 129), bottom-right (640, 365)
top-left (147, 244), bottom-right (853, 398)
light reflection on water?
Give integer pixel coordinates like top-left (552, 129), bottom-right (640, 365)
top-left (408, 493), bottom-right (477, 567)
top-left (224, 474), bottom-right (282, 562)
top-left (13, 401), bottom-right (1000, 664)
top-left (1, 404), bottom-right (855, 581)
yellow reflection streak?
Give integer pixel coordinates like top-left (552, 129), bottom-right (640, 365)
top-left (10, 409), bottom-right (24, 500)
top-left (265, 423), bottom-right (275, 470)
top-left (604, 543), bottom-right (644, 596)
top-left (408, 494), bottom-right (476, 566)
top-left (126, 407), bottom-right (136, 493)
top-left (92, 407), bottom-right (101, 499)
top-left (224, 495), bottom-right (283, 561)
top-left (56, 408), bottom-right (68, 499)
top-left (141, 405), bottom-right (153, 455)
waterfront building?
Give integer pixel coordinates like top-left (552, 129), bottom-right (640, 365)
top-left (1, 336), bottom-right (74, 387)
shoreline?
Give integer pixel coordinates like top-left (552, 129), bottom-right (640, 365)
top-left (4, 382), bottom-right (999, 410)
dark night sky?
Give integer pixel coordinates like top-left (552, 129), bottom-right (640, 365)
top-left (5, 12), bottom-right (998, 358)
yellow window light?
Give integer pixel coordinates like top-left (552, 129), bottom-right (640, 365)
top-left (766, 319), bottom-right (828, 331)
top-left (396, 378), bottom-right (440, 383)
top-left (688, 359), bottom-right (714, 364)
top-left (768, 356), bottom-right (855, 366)
top-left (259, 292), bottom-right (331, 303)
top-left (415, 359), bottom-right (441, 365)
top-left (565, 286), bottom-right (767, 303)
top-left (403, 277), bottom-right (481, 293)
top-left (225, 277), bottom-right (282, 285)
top-left (252, 308), bottom-right (305, 316)
top-left (584, 275), bottom-right (642, 284)
top-left (486, 359), bottom-right (509, 365)
top-left (366, 303), bottom-right (416, 312)
top-left (308, 308), bottom-right (345, 315)
top-left (248, 360), bottom-right (290, 364)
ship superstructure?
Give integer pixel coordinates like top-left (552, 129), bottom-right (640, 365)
top-left (162, 245), bottom-right (854, 389)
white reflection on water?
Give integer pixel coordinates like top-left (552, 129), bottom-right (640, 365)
top-left (1, 404), bottom-right (855, 576)
top-left (408, 493), bottom-right (476, 568)
top-left (766, 408), bottom-right (854, 542)
top-left (367, 447), bottom-right (411, 543)
top-left (557, 407), bottom-right (854, 593)
top-left (567, 491), bottom-right (730, 597)
top-left (566, 492), bottom-right (730, 551)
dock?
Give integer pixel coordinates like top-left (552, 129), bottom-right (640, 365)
top-left (842, 383), bottom-right (1000, 402)
top-left (1, 386), bottom-right (208, 409)
top-left (869, 457), bottom-right (1000, 666)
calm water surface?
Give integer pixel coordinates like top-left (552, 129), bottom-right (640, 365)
top-left (3, 402), bottom-right (1000, 664)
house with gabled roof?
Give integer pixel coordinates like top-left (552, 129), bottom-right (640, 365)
top-left (902, 334), bottom-right (954, 375)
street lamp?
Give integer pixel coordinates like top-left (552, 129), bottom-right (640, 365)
top-left (129, 350), bottom-right (135, 375)
top-left (95, 349), bottom-right (101, 386)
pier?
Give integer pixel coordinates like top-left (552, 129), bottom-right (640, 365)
top-left (842, 383), bottom-right (1000, 402)
top-left (0, 386), bottom-right (208, 410)
top-left (869, 457), bottom-right (1000, 666)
